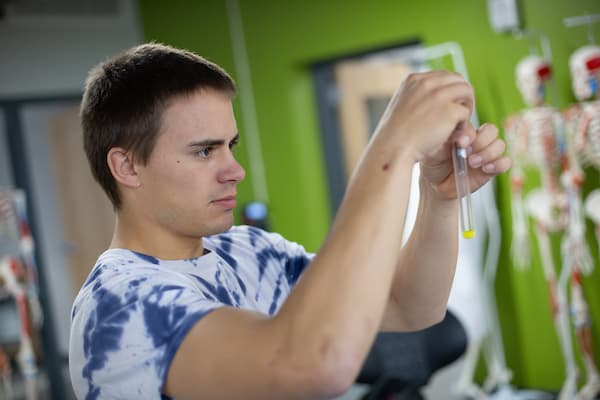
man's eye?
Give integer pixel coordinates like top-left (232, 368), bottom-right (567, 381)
top-left (197, 147), bottom-right (212, 158)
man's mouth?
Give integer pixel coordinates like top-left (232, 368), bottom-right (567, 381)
top-left (211, 194), bottom-right (237, 210)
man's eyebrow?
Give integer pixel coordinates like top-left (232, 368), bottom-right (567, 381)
top-left (187, 134), bottom-right (239, 148)
top-left (187, 139), bottom-right (224, 147)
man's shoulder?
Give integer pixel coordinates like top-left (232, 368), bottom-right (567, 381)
top-left (87, 248), bottom-right (161, 280)
top-left (75, 249), bottom-right (169, 305)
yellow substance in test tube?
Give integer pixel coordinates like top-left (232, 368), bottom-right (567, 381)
top-left (462, 229), bottom-right (475, 239)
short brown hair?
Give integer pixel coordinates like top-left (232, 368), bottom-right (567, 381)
top-left (81, 43), bottom-right (236, 209)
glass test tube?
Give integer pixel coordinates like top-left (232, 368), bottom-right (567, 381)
top-left (452, 143), bottom-right (475, 238)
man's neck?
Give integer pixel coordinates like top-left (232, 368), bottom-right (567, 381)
top-left (110, 212), bottom-right (205, 260)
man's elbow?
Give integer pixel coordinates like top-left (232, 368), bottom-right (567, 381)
top-left (309, 357), bottom-right (359, 398)
top-left (285, 348), bottom-right (361, 398)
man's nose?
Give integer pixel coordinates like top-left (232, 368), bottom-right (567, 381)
top-left (219, 154), bottom-right (246, 183)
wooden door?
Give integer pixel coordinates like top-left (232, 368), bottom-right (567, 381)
top-left (46, 107), bottom-right (114, 293)
top-left (334, 60), bottom-right (413, 177)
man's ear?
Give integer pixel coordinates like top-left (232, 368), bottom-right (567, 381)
top-left (107, 148), bottom-right (141, 188)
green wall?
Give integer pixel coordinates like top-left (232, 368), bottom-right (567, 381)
top-left (139, 0), bottom-right (600, 391)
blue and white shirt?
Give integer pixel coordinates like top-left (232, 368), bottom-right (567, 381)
top-left (69, 225), bottom-right (313, 400)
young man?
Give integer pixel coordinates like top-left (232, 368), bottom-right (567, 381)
top-left (69, 43), bottom-right (510, 399)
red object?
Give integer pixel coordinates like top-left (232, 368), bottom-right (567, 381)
top-left (537, 64), bottom-right (552, 81)
top-left (586, 56), bottom-right (600, 72)
top-left (510, 176), bottom-right (524, 190)
top-left (560, 154), bottom-right (570, 171)
top-left (19, 220), bottom-right (31, 238)
top-left (7, 258), bottom-right (31, 337)
top-left (9, 257), bottom-right (21, 279)
top-left (572, 172), bottom-right (584, 187)
top-left (16, 294), bottom-right (32, 337)
top-left (572, 268), bottom-right (582, 285)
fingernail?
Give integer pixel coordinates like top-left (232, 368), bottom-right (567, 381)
top-left (459, 135), bottom-right (469, 147)
top-left (483, 163), bottom-right (496, 173)
top-left (469, 155), bottom-right (482, 167)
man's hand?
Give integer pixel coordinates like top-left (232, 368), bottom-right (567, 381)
top-left (372, 71), bottom-right (474, 162)
top-left (420, 122), bottom-right (512, 200)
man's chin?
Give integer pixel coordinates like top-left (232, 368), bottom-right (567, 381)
top-left (205, 218), bottom-right (234, 236)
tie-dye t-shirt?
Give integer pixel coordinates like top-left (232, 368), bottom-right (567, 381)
top-left (69, 225), bottom-right (313, 400)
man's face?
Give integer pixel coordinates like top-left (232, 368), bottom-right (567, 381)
top-left (135, 89), bottom-right (245, 238)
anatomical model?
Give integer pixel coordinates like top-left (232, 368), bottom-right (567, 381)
top-left (0, 189), bottom-right (41, 400)
top-left (506, 54), bottom-right (579, 400)
top-left (563, 44), bottom-right (600, 400)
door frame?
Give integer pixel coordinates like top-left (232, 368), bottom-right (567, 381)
top-left (0, 93), bottom-right (81, 400)
top-left (311, 38), bottom-right (422, 215)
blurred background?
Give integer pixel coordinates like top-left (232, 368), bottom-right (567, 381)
top-left (0, 0), bottom-right (599, 399)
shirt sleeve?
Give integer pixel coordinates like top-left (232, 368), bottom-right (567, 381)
top-left (264, 228), bottom-right (315, 287)
top-left (69, 266), bottom-right (225, 400)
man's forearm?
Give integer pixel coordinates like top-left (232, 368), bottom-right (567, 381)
top-left (385, 176), bottom-right (459, 331)
top-left (272, 143), bottom-right (416, 383)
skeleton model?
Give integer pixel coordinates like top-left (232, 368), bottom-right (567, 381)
top-left (0, 189), bottom-right (41, 400)
top-left (0, 258), bottom-right (38, 400)
top-left (11, 191), bottom-right (42, 329)
top-left (450, 56), bottom-right (563, 400)
top-left (506, 55), bottom-right (581, 400)
top-left (563, 44), bottom-right (600, 400)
